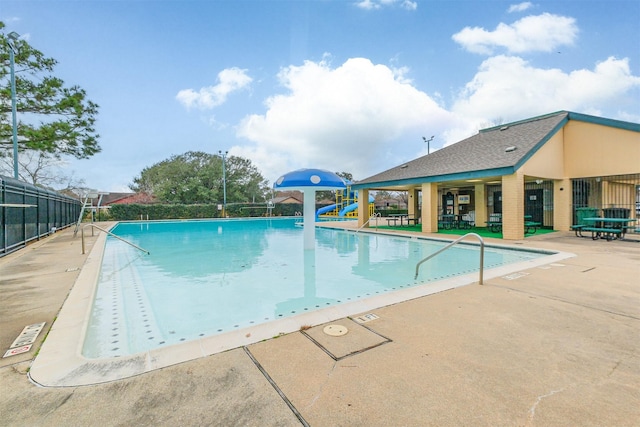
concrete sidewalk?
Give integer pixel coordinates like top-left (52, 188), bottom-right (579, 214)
top-left (1, 225), bottom-right (638, 426)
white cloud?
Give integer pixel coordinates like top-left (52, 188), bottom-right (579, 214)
top-left (355, 0), bottom-right (379, 10)
top-left (451, 55), bottom-right (640, 126)
top-left (229, 53), bottom-right (640, 185)
top-left (236, 58), bottom-right (453, 182)
top-left (452, 13), bottom-right (578, 54)
top-left (508, 2), bottom-right (533, 13)
top-left (233, 54), bottom-right (640, 184)
top-left (176, 67), bottom-right (252, 110)
top-left (355, 0), bottom-right (417, 11)
top-left (400, 1), bottom-right (418, 11)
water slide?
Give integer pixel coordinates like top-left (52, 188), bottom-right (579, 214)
top-left (316, 204), bottom-right (337, 218)
top-left (338, 202), bottom-right (358, 217)
top-left (316, 195), bottom-right (375, 218)
top-left (338, 195), bottom-right (375, 217)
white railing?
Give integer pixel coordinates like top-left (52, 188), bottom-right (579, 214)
top-left (356, 212), bottom-right (381, 232)
top-left (82, 224), bottom-right (150, 255)
top-left (414, 233), bottom-right (484, 284)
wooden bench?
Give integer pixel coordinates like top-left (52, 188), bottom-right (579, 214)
top-left (581, 226), bottom-right (623, 241)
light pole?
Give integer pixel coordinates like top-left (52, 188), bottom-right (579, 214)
top-left (7, 32), bottom-right (20, 179)
top-left (218, 150), bottom-right (228, 217)
top-left (422, 135), bottom-right (434, 155)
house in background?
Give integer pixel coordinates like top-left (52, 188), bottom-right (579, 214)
top-left (77, 192), bottom-right (157, 220)
top-left (102, 192), bottom-right (157, 205)
top-left (353, 111), bottom-right (640, 240)
top-left (271, 191), bottom-right (304, 204)
top-left (373, 196), bottom-right (408, 211)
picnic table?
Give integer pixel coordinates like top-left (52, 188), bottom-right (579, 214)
top-left (524, 217), bottom-right (542, 234)
top-left (439, 214), bottom-right (456, 229)
top-left (485, 215), bottom-right (541, 234)
top-left (572, 217), bottom-right (637, 241)
top-left (386, 214), bottom-right (408, 226)
top-left (485, 218), bottom-right (502, 233)
top-left (439, 214), bottom-right (472, 230)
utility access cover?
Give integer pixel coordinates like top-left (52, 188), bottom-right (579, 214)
top-left (323, 324), bottom-right (348, 336)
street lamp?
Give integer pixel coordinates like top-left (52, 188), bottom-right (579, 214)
top-left (7, 32), bottom-right (20, 179)
top-left (422, 135), bottom-right (434, 155)
top-left (218, 150), bottom-right (228, 217)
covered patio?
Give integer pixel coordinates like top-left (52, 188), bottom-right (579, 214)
top-left (353, 111), bottom-right (640, 240)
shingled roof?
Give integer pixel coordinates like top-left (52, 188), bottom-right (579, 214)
top-left (353, 110), bottom-right (640, 190)
top-left (354, 111), bottom-right (573, 189)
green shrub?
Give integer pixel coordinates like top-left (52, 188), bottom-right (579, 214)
top-left (108, 203), bottom-right (320, 220)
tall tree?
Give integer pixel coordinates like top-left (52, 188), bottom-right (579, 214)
top-left (0, 22), bottom-right (100, 165)
top-left (130, 151), bottom-right (270, 204)
top-left (225, 156), bottom-right (271, 203)
top-left (0, 149), bottom-right (85, 189)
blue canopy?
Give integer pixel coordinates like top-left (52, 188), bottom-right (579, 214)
top-left (273, 169), bottom-right (347, 191)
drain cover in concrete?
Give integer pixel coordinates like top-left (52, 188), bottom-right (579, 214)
top-left (307, 319), bottom-right (390, 359)
top-left (323, 324), bottom-right (348, 336)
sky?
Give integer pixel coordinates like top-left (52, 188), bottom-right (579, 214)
top-left (2, 0), bottom-right (639, 193)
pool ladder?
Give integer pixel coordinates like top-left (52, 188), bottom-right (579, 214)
top-left (81, 224), bottom-right (150, 255)
top-left (414, 233), bottom-right (484, 285)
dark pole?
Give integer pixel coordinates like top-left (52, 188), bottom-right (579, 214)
top-left (8, 32), bottom-right (20, 179)
top-left (218, 150), bottom-right (228, 217)
top-left (422, 135), bottom-right (434, 155)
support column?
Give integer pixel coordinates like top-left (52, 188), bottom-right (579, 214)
top-left (421, 182), bottom-right (438, 233)
top-left (501, 172), bottom-right (525, 240)
top-left (357, 189), bottom-right (369, 228)
top-left (303, 190), bottom-right (316, 250)
top-left (554, 178), bottom-right (572, 231)
top-left (474, 184), bottom-right (487, 227)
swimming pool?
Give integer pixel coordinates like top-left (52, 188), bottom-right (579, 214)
top-left (83, 218), bottom-right (548, 358)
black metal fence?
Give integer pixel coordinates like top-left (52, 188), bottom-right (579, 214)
top-left (1, 175), bottom-right (81, 257)
top-left (572, 174), bottom-right (639, 214)
top-left (572, 173), bottom-right (640, 234)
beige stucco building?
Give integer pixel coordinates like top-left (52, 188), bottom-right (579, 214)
top-left (353, 111), bottom-right (640, 240)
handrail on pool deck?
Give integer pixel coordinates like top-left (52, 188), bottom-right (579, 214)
top-left (356, 212), bottom-right (381, 232)
top-left (414, 232), bottom-right (484, 284)
top-left (81, 224), bottom-right (150, 255)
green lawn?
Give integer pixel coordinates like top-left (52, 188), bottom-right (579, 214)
top-left (375, 224), bottom-right (556, 239)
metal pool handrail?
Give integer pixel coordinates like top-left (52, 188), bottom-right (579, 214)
top-left (414, 232), bottom-right (484, 284)
top-left (81, 224), bottom-right (150, 255)
top-left (356, 212), bottom-right (381, 232)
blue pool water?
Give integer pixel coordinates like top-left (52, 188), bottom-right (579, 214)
top-left (83, 218), bottom-right (545, 358)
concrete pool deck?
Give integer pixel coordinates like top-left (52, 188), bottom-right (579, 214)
top-left (1, 222), bottom-right (639, 426)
